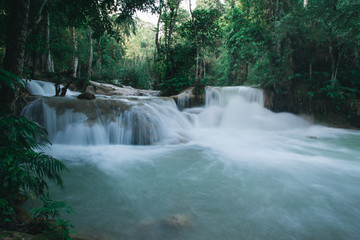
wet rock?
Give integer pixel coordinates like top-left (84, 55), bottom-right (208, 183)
top-left (85, 85), bottom-right (96, 95)
top-left (172, 87), bottom-right (205, 110)
top-left (88, 81), bottom-right (160, 96)
top-left (162, 214), bottom-right (192, 229)
top-left (77, 92), bottom-right (96, 100)
top-left (137, 214), bottom-right (192, 232)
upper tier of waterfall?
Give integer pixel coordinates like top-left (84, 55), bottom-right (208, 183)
top-left (22, 80), bottom-right (311, 146)
top-left (205, 86), bottom-right (264, 107)
top-left (26, 79), bottom-right (78, 97)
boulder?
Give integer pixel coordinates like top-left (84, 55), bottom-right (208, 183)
top-left (77, 92), bottom-right (96, 100)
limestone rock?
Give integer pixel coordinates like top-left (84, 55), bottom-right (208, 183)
top-left (88, 81), bottom-right (160, 96)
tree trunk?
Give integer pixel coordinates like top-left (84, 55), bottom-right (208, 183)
top-left (72, 27), bottom-right (79, 78)
top-left (203, 56), bottom-right (206, 78)
top-left (45, 11), bottom-right (53, 73)
top-left (3, 0), bottom-right (30, 77)
top-left (329, 44), bottom-right (340, 84)
top-left (88, 27), bottom-right (93, 77)
top-left (329, 44), bottom-right (335, 81)
top-left (195, 43), bottom-right (200, 83)
top-left (155, 0), bottom-right (162, 59)
top-left (189, 0), bottom-right (200, 84)
top-left (154, 3), bottom-right (163, 86)
top-left (2, 0), bottom-right (30, 114)
top-left (26, 0), bottom-right (48, 39)
top-left (166, 2), bottom-right (180, 52)
top-left (164, 0), bottom-right (181, 80)
top-left (97, 38), bottom-right (102, 72)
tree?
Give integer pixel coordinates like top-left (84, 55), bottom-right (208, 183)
top-left (3, 0), bottom-right (30, 77)
top-left (0, 0), bottom-right (30, 113)
top-left (186, 0), bottom-right (223, 90)
top-left (154, 0), bottom-right (183, 85)
top-left (1, 0), bottom-right (158, 92)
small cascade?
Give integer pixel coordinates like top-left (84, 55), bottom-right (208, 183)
top-left (176, 87), bottom-right (195, 110)
top-left (205, 86), bottom-right (264, 107)
top-left (26, 80), bottom-right (77, 97)
top-left (22, 96), bottom-right (191, 145)
top-left (173, 87), bottom-right (204, 110)
top-left (196, 86), bottom-right (309, 130)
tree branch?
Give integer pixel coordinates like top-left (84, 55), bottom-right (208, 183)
top-left (26, 0), bottom-right (48, 39)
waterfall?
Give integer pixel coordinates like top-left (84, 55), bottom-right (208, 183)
top-left (205, 86), bottom-right (264, 107)
top-left (22, 96), bottom-right (191, 145)
top-left (26, 79), bottom-right (77, 97)
top-left (195, 86), bottom-right (309, 130)
top-left (23, 81), bottom-right (310, 146)
top-left (176, 87), bottom-right (195, 110)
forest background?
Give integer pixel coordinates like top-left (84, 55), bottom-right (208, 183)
top-left (0, 0), bottom-right (360, 120)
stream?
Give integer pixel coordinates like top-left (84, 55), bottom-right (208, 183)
top-left (23, 80), bottom-right (360, 240)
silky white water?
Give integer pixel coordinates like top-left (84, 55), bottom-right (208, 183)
top-left (26, 79), bottom-right (78, 96)
top-left (23, 82), bottom-right (360, 240)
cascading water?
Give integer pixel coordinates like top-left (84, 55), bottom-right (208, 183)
top-left (22, 81), bottom-right (360, 240)
top-left (26, 79), bottom-right (77, 96)
top-left (194, 86), bottom-right (308, 130)
top-left (205, 86), bottom-right (264, 106)
top-left (22, 96), bottom-right (191, 145)
top-left (175, 87), bottom-right (195, 110)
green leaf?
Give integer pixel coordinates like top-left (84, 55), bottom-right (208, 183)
top-left (0, 69), bottom-right (25, 90)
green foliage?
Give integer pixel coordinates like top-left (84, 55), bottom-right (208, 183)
top-left (215, 0), bottom-right (360, 111)
top-left (0, 198), bottom-right (15, 224)
top-left (47, 0), bottom-right (156, 38)
top-left (182, 7), bottom-right (223, 47)
top-left (0, 69), bottom-right (26, 91)
top-left (50, 218), bottom-right (75, 240)
top-left (32, 194), bottom-right (74, 223)
top-left (122, 62), bottom-right (153, 89)
top-left (307, 91), bottom-right (314, 100)
top-left (0, 69), bottom-right (66, 228)
top-left (320, 79), bottom-right (359, 102)
top-left (32, 194), bottom-right (75, 240)
top-left (0, 62), bottom-right (72, 238)
top-left (96, 60), bottom-right (154, 89)
top-left (159, 77), bottom-right (194, 96)
top-left (320, 79), bottom-right (345, 101)
top-left (0, 114), bottom-right (67, 224)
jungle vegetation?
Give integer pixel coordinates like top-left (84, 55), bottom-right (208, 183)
top-left (0, 0), bottom-right (359, 237)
